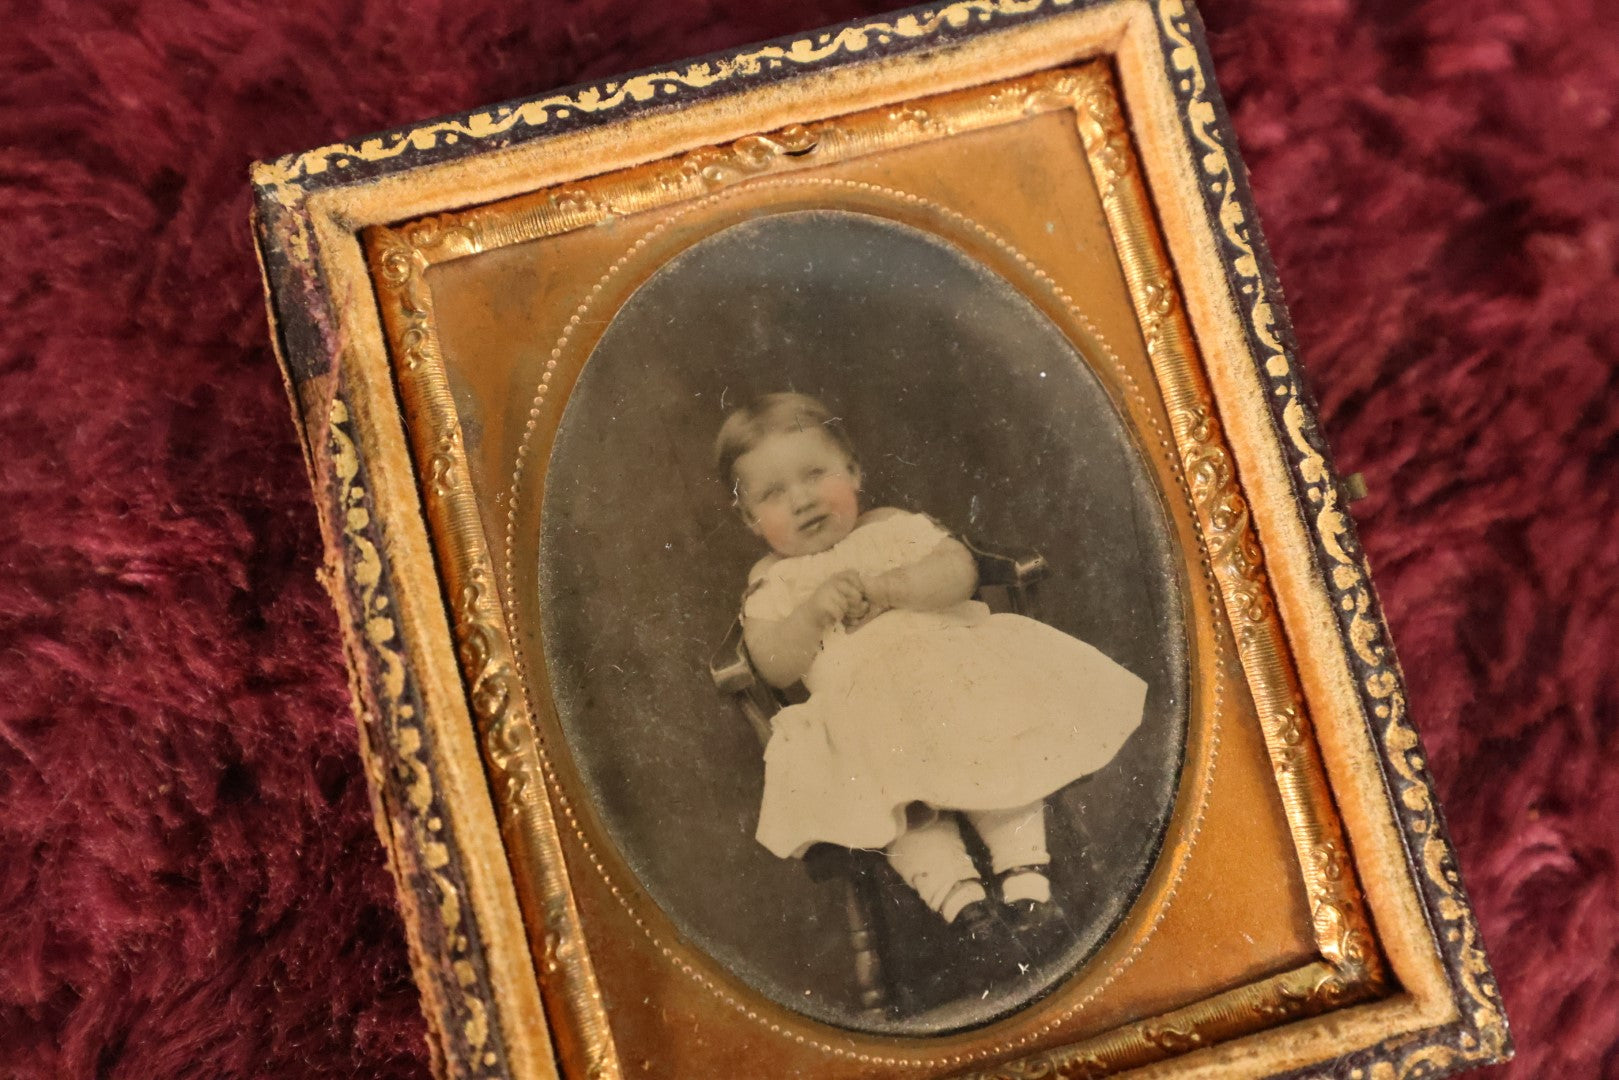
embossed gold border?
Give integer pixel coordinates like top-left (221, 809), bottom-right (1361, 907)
top-left (369, 231), bottom-right (620, 1079)
top-left (366, 63), bottom-right (1388, 1078)
top-left (326, 399), bottom-right (510, 1077)
top-left (253, 1), bottom-right (1510, 1077)
top-left (1067, 65), bottom-right (1385, 999)
top-left (1153, 3), bottom-right (1511, 1073)
top-left (253, 0), bottom-right (1090, 189)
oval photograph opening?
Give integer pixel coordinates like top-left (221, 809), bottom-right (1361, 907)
top-left (538, 209), bottom-right (1187, 1035)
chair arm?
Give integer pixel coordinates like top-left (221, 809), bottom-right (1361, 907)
top-left (962, 538), bottom-right (1049, 617)
top-left (963, 539), bottom-right (1047, 586)
top-left (1008, 552), bottom-right (1049, 589)
top-left (711, 617), bottom-right (779, 747)
top-left (709, 618), bottom-right (756, 696)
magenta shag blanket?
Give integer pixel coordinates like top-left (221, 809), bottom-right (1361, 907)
top-left (2, 1), bottom-right (1615, 1077)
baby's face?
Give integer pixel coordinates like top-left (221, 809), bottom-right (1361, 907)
top-left (733, 428), bottom-right (861, 557)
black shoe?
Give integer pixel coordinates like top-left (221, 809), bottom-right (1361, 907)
top-left (1003, 896), bottom-right (1070, 956)
top-left (951, 898), bottom-right (1018, 994)
top-left (953, 897), bottom-right (1003, 952)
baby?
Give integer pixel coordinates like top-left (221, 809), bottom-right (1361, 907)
top-left (717, 392), bottom-right (1146, 945)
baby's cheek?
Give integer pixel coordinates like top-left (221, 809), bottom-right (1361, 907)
top-left (757, 511), bottom-right (798, 553)
top-left (821, 477), bottom-right (860, 519)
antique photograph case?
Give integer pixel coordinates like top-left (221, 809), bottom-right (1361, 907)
top-left (252, 3), bottom-right (1509, 1079)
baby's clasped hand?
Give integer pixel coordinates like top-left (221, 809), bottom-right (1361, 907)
top-left (808, 570), bottom-right (869, 628)
top-left (860, 570), bottom-right (899, 611)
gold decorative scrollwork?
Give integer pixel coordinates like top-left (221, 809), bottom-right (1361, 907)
top-left (328, 399), bottom-right (502, 1077)
top-left (1141, 1021), bottom-right (1201, 1056)
top-left (454, 572), bottom-right (528, 809)
top-left (972, 1059), bottom-right (1066, 1080)
top-left (956, 960), bottom-right (1354, 1079)
top-left (428, 430), bottom-right (462, 498)
top-left (251, 0), bottom-right (1083, 190)
top-left (1068, 75), bottom-right (1132, 200)
top-left (1067, 60), bottom-right (1388, 1008)
top-left (885, 103), bottom-right (950, 136)
top-left (1137, 280), bottom-right (1176, 358)
top-left (365, 227), bottom-right (622, 1080)
top-left (679, 125), bottom-right (819, 187)
top-left (1173, 405), bottom-right (1271, 629)
top-left (1156, 0), bottom-right (1509, 1069)
top-left (369, 222), bottom-right (478, 372)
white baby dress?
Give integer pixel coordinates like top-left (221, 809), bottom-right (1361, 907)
top-left (746, 511), bottom-right (1147, 859)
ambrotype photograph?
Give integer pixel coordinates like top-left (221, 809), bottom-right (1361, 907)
top-left (537, 209), bottom-right (1188, 1034)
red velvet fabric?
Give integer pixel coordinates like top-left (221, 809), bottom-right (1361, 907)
top-left (1, 1), bottom-right (1613, 1077)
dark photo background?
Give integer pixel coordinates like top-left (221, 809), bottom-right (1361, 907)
top-left (3, 0), bottom-right (1616, 1076)
top-left (537, 210), bottom-right (1186, 1032)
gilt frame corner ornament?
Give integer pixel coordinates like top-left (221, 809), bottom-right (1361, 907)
top-left (252, 3), bottom-right (1509, 1079)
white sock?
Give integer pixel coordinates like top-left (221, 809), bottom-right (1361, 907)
top-left (887, 813), bottom-right (979, 918)
top-left (965, 802), bottom-right (1053, 905)
top-left (940, 879), bottom-right (989, 923)
top-left (1000, 868), bottom-right (1052, 905)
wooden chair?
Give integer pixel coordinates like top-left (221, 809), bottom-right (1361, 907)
top-left (708, 539), bottom-right (1049, 1021)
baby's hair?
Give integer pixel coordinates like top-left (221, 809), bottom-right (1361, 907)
top-left (714, 392), bottom-right (857, 487)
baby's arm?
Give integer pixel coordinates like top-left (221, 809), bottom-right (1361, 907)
top-left (863, 535), bottom-right (978, 612)
top-left (744, 570), bottom-right (866, 689)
